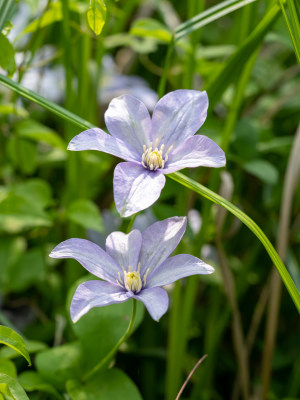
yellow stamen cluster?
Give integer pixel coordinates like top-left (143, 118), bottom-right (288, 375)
top-left (141, 140), bottom-right (173, 171)
top-left (116, 263), bottom-right (151, 293)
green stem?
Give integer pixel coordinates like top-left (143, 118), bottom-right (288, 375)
top-left (83, 299), bottom-right (137, 382)
top-left (126, 213), bottom-right (138, 233)
top-left (158, 38), bottom-right (174, 99)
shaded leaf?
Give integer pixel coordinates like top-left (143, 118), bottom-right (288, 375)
top-left (243, 159), bottom-right (279, 185)
top-left (16, 119), bottom-right (65, 150)
top-left (66, 199), bottom-right (104, 233)
top-left (18, 371), bottom-right (63, 400)
top-left (67, 368), bottom-right (142, 400)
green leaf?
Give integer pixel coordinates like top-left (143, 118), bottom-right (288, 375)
top-left (130, 18), bottom-right (172, 43)
top-left (66, 199), bottom-right (104, 233)
top-left (0, 104), bottom-right (28, 118)
top-left (67, 369), bottom-right (142, 400)
top-left (0, 194), bottom-right (52, 233)
top-left (35, 342), bottom-right (83, 390)
top-left (0, 374), bottom-right (29, 400)
top-left (0, 340), bottom-right (47, 360)
top-left (0, 325), bottom-right (31, 366)
top-left (87, 0), bottom-right (107, 36)
top-left (18, 371), bottom-right (63, 400)
top-left (0, 360), bottom-right (16, 379)
top-left (20, 2), bottom-right (63, 37)
top-left (11, 179), bottom-right (53, 210)
top-left (168, 172), bottom-right (300, 313)
top-left (16, 119), bottom-right (66, 150)
top-left (7, 137), bottom-right (37, 175)
top-left (243, 159), bottom-right (279, 185)
top-left (0, 34), bottom-right (15, 76)
top-left (6, 248), bottom-right (46, 292)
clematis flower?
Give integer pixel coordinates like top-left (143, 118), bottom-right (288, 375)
top-left (50, 217), bottom-right (214, 321)
top-left (68, 90), bottom-right (226, 217)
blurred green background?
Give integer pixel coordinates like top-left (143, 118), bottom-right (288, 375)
top-left (0, 0), bottom-right (299, 399)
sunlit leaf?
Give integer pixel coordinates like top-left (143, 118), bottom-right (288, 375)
top-left (0, 374), bottom-right (29, 400)
top-left (0, 326), bottom-right (31, 366)
top-left (130, 18), bottom-right (172, 43)
top-left (0, 34), bottom-right (15, 76)
top-left (87, 0), bottom-right (107, 36)
top-left (243, 159), bottom-right (279, 185)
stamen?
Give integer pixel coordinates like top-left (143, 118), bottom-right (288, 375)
top-left (141, 141), bottom-right (173, 171)
top-left (137, 262), bottom-right (141, 273)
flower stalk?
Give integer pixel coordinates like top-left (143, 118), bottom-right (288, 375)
top-left (83, 299), bottom-right (137, 382)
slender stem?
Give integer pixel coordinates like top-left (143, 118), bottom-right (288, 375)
top-left (126, 213), bottom-right (138, 233)
top-left (83, 299), bottom-right (137, 382)
top-left (158, 38), bottom-right (174, 99)
top-left (175, 355), bottom-right (207, 400)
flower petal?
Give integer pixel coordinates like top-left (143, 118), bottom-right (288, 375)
top-left (67, 128), bottom-right (140, 162)
top-left (133, 287), bottom-right (169, 321)
top-left (163, 135), bottom-right (226, 173)
top-left (139, 217), bottom-right (187, 276)
top-left (151, 90), bottom-right (208, 150)
top-left (105, 95), bottom-right (152, 154)
top-left (113, 162), bottom-right (166, 217)
top-left (70, 280), bottom-right (131, 322)
top-left (146, 254), bottom-right (214, 288)
top-left (105, 229), bottom-right (142, 271)
top-left (49, 239), bottom-right (121, 283)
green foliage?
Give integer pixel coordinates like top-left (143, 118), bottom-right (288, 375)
top-left (0, 374), bottom-right (30, 400)
top-left (66, 199), bottom-right (104, 232)
top-left (67, 369), bottom-right (142, 400)
top-left (130, 18), bottom-right (172, 43)
top-left (87, 0), bottom-right (107, 36)
top-left (0, 34), bottom-right (15, 76)
top-left (0, 326), bottom-right (31, 366)
top-left (0, 1), bottom-right (299, 399)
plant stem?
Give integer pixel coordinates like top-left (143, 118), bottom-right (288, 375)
top-left (83, 299), bottom-right (137, 382)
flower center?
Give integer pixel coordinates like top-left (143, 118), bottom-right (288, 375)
top-left (116, 263), bottom-right (151, 293)
top-left (141, 141), bottom-right (173, 171)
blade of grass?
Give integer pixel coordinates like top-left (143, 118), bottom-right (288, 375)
top-left (0, 74), bottom-right (299, 313)
top-left (174, 0), bottom-right (257, 40)
top-left (0, 0), bottom-right (15, 32)
top-left (279, 0), bottom-right (300, 65)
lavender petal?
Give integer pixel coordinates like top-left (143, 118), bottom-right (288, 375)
top-left (151, 90), bottom-right (208, 150)
top-left (146, 254), bottom-right (214, 288)
top-left (50, 239), bottom-right (121, 283)
top-left (70, 280), bottom-right (131, 322)
top-left (139, 217), bottom-right (187, 276)
top-left (113, 162), bottom-right (166, 217)
top-left (105, 95), bottom-right (152, 154)
top-left (105, 229), bottom-right (142, 271)
top-left (67, 128), bottom-right (140, 162)
top-left (163, 135), bottom-right (226, 173)
top-left (133, 287), bottom-right (169, 321)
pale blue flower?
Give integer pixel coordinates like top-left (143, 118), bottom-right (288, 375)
top-left (68, 90), bottom-right (226, 217)
top-left (50, 217), bottom-right (214, 321)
